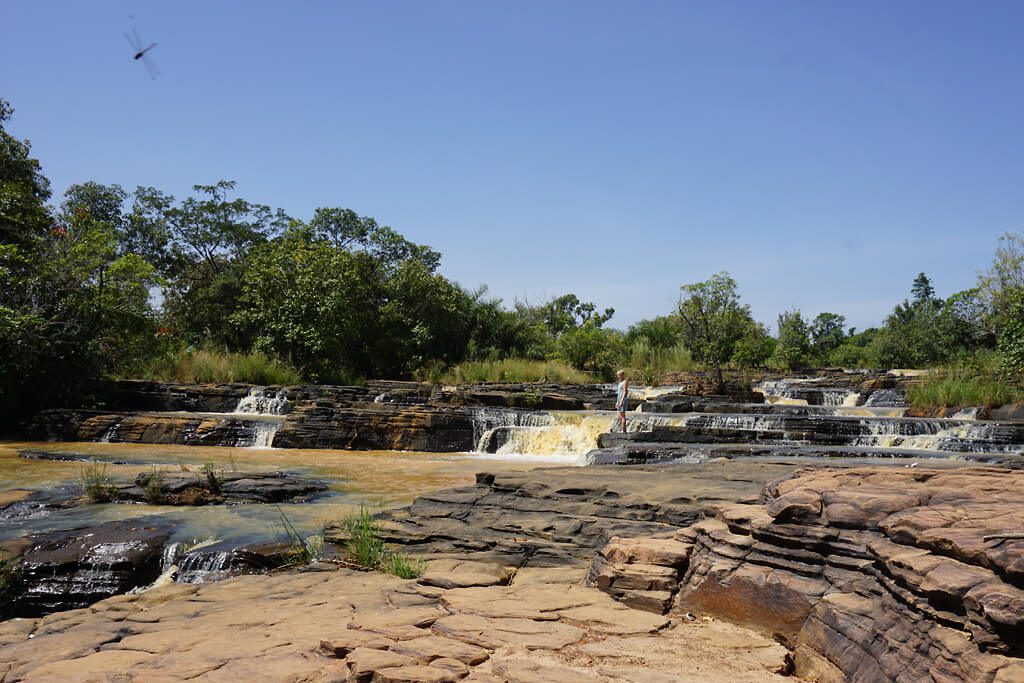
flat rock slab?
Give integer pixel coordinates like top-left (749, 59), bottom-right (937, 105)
top-left (431, 613), bottom-right (585, 650)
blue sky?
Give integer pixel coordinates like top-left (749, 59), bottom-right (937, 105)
top-left (4, 1), bottom-right (1022, 332)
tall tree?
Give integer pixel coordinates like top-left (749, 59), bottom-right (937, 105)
top-left (677, 272), bottom-right (750, 389)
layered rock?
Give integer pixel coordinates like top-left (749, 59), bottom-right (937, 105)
top-left (117, 469), bottom-right (327, 505)
top-left (330, 463), bottom-right (799, 569)
top-left (590, 467), bottom-right (1024, 682)
top-left (274, 402), bottom-right (479, 451)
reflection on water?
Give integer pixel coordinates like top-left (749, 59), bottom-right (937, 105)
top-left (0, 441), bottom-right (558, 549)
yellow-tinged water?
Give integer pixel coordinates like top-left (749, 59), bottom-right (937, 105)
top-left (0, 441), bottom-right (561, 547)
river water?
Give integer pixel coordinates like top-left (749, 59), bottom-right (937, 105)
top-left (0, 440), bottom-right (563, 550)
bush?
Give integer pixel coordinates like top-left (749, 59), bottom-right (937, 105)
top-left (275, 505), bottom-right (324, 566)
top-left (139, 348), bottom-right (302, 385)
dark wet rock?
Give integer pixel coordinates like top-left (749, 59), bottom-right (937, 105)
top-left (10, 517), bottom-right (174, 617)
top-left (117, 470), bottom-right (327, 505)
top-left (326, 463), bottom-right (798, 569)
top-left (27, 409), bottom-right (282, 447)
top-left (275, 403), bottom-right (478, 451)
top-left (89, 380), bottom-right (256, 412)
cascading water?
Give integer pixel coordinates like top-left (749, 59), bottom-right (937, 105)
top-left (234, 388), bottom-right (290, 415)
top-left (756, 379), bottom-right (861, 407)
top-left (471, 409), bottom-right (685, 461)
top-left (233, 387), bottom-right (289, 448)
top-left (176, 550), bottom-right (234, 584)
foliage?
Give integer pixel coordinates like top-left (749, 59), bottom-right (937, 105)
top-left (555, 325), bottom-right (624, 378)
top-left (434, 359), bottom-right (592, 384)
top-left (141, 347), bottom-right (302, 385)
top-left (810, 312), bottom-right (846, 360)
top-left (977, 232), bottom-right (1024, 333)
top-left (537, 293), bottom-right (614, 337)
top-left (906, 353), bottom-right (1024, 410)
top-left (79, 460), bottom-right (117, 502)
top-left (626, 316), bottom-right (682, 349)
top-left (731, 321), bottom-right (775, 369)
top-left (998, 290), bottom-right (1024, 376)
top-left (677, 272), bottom-right (752, 387)
top-left (773, 310), bottom-right (811, 370)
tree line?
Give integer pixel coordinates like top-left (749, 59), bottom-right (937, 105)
top-left (2, 99), bottom-right (1022, 428)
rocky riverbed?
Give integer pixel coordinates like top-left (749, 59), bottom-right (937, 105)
top-left (3, 459), bottom-right (1022, 681)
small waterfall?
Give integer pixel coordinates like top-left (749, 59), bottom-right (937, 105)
top-left (233, 387), bottom-right (289, 448)
top-left (471, 408), bottom-right (555, 453)
top-left (756, 379), bottom-right (861, 407)
top-left (474, 410), bottom-right (683, 458)
top-left (234, 387), bottom-right (289, 415)
top-left (176, 550), bottom-right (234, 584)
top-left (863, 389), bottom-right (906, 407)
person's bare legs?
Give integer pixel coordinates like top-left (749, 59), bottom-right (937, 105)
top-left (618, 410), bottom-right (626, 433)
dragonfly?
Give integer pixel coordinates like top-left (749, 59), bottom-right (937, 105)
top-left (124, 27), bottom-right (159, 79)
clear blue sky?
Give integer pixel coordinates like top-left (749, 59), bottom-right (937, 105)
top-left (4, 1), bottom-right (1022, 332)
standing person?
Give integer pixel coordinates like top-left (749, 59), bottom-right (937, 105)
top-left (615, 370), bottom-right (629, 433)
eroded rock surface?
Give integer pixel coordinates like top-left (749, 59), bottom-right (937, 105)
top-left (591, 466), bottom-right (1024, 682)
top-left (0, 562), bottom-right (792, 682)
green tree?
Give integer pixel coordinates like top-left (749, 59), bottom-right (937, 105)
top-left (127, 181), bottom-right (290, 348)
top-left (731, 321), bottom-right (774, 369)
top-left (677, 272), bottom-right (751, 389)
top-left (555, 325), bottom-right (624, 377)
top-left (977, 232), bottom-right (1024, 334)
top-left (773, 310), bottom-right (811, 370)
top-left (626, 316), bottom-right (682, 349)
top-left (809, 312), bottom-right (846, 361)
top-left (538, 294), bottom-right (614, 338)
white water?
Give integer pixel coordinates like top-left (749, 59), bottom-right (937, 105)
top-left (233, 387), bottom-right (289, 448)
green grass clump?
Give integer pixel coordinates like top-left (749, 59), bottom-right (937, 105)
top-left (145, 467), bottom-right (166, 504)
top-left (79, 460), bottom-right (118, 503)
top-left (907, 358), bottom-right (1024, 410)
top-left (339, 506), bottom-right (425, 579)
top-left (141, 348), bottom-right (302, 385)
top-left (434, 359), bottom-right (592, 384)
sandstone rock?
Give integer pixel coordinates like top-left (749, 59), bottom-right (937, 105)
top-left (320, 631), bottom-right (396, 657)
top-left (371, 665), bottom-right (462, 683)
top-left (431, 614), bottom-right (584, 650)
top-left (388, 635), bottom-right (490, 665)
top-left (346, 647), bottom-right (419, 681)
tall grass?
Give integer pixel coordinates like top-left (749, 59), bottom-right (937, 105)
top-left (907, 356), bottom-right (1024, 410)
top-left (338, 506), bottom-right (425, 579)
top-left (141, 348), bottom-right (303, 385)
top-left (79, 460), bottom-right (117, 503)
top-left (432, 359), bottom-right (593, 384)
top-left (621, 342), bottom-right (697, 385)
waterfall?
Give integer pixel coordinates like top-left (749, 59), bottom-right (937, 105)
top-left (472, 409), bottom-right (683, 458)
top-left (233, 387), bottom-right (289, 448)
top-left (470, 408), bottom-right (555, 453)
top-left (234, 387), bottom-right (289, 416)
top-left (176, 550), bottom-right (234, 584)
